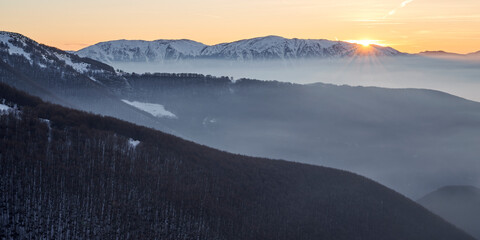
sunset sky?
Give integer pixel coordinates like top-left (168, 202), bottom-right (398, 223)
top-left (1, 0), bottom-right (479, 53)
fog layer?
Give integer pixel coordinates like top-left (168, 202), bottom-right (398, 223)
top-left (113, 56), bottom-right (480, 102)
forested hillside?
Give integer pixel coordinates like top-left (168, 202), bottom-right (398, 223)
top-left (0, 83), bottom-right (473, 239)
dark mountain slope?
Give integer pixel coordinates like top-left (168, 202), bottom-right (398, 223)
top-left (0, 83), bottom-right (474, 240)
top-left (0, 58), bottom-right (70, 105)
top-left (418, 186), bottom-right (480, 239)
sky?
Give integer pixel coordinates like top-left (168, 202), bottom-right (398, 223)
top-left (1, 0), bottom-right (479, 53)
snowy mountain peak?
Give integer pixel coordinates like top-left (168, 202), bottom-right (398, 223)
top-left (0, 31), bottom-right (114, 75)
top-left (0, 31), bottom-right (32, 44)
top-left (199, 35), bottom-right (354, 60)
top-left (0, 31), bottom-right (128, 89)
top-left (76, 38), bottom-right (207, 63)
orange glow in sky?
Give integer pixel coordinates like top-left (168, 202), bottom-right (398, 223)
top-left (1, 0), bottom-right (479, 53)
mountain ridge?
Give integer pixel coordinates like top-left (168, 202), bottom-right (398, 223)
top-left (418, 50), bottom-right (480, 60)
top-left (75, 35), bottom-right (403, 62)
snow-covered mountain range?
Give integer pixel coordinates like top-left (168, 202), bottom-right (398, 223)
top-left (75, 39), bottom-right (206, 63)
top-left (75, 35), bottom-right (403, 63)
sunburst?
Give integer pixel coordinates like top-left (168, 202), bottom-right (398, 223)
top-left (345, 40), bottom-right (385, 47)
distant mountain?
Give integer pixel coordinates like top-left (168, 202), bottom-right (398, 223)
top-left (418, 51), bottom-right (464, 57)
top-left (418, 186), bottom-right (480, 239)
top-left (197, 36), bottom-right (402, 60)
top-left (466, 50), bottom-right (480, 58)
top-left (75, 39), bottom-right (207, 63)
top-left (419, 50), bottom-right (480, 60)
top-left (75, 35), bottom-right (403, 63)
top-left (0, 82), bottom-right (474, 240)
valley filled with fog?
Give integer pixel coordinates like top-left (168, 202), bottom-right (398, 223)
top-left (113, 56), bottom-right (480, 102)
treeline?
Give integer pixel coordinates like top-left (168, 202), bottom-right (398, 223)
top-left (132, 72), bottom-right (232, 80)
top-left (126, 72), bottom-right (232, 92)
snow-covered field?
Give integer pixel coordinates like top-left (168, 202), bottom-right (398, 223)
top-left (122, 100), bottom-right (177, 119)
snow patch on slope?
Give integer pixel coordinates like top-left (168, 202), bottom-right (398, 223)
top-left (40, 118), bottom-right (52, 143)
top-left (54, 52), bottom-right (90, 73)
top-left (128, 138), bottom-right (141, 148)
top-left (122, 100), bottom-right (177, 119)
top-left (0, 103), bottom-right (11, 112)
top-left (0, 100), bottom-right (20, 116)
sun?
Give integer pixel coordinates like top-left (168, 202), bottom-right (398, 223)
top-left (345, 40), bottom-right (385, 47)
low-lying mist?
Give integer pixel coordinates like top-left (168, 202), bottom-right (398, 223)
top-left (100, 56), bottom-right (480, 198)
top-left (111, 74), bottom-right (480, 199)
top-left (113, 56), bottom-right (480, 102)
